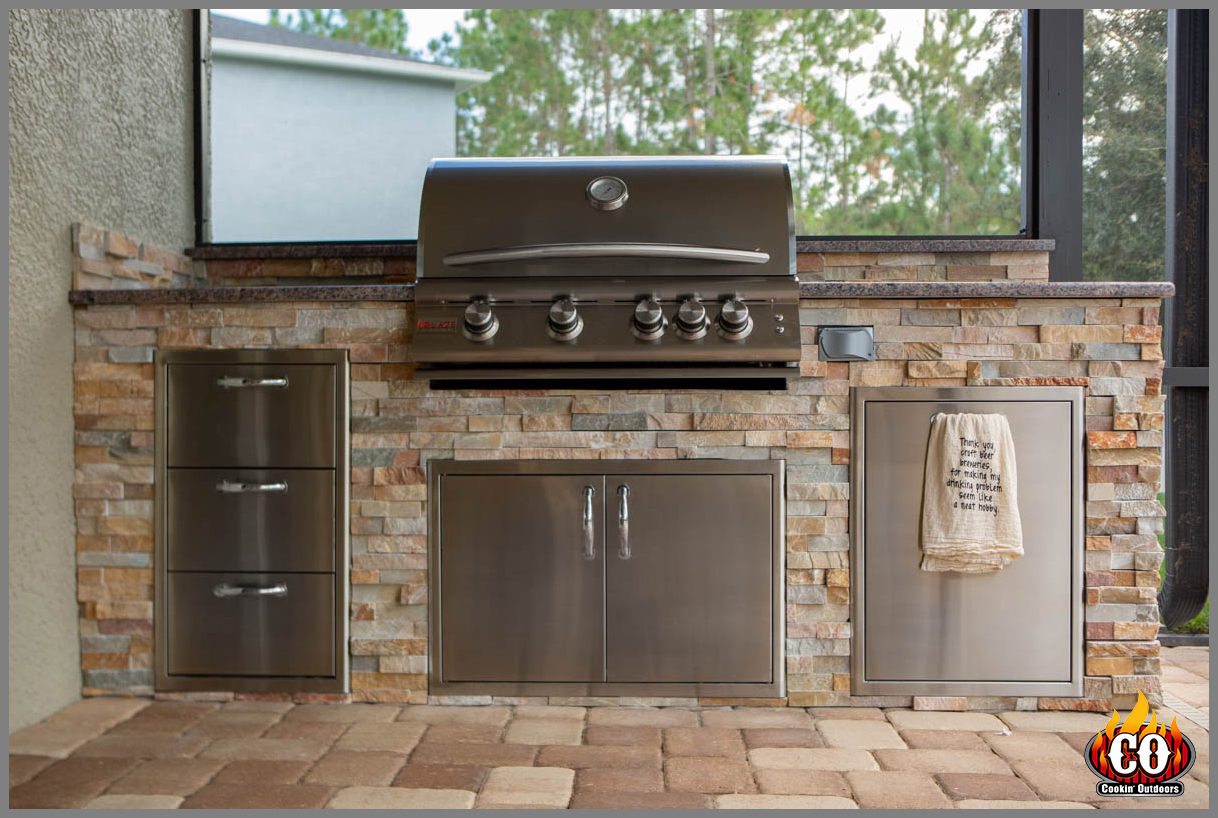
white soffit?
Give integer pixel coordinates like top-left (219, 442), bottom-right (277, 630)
top-left (211, 37), bottom-right (492, 92)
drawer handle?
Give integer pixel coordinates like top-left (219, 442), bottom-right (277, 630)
top-left (216, 376), bottom-right (289, 389)
top-left (213, 582), bottom-right (289, 598)
top-left (617, 484), bottom-right (631, 560)
top-left (581, 485), bottom-right (596, 561)
top-left (215, 479), bottom-right (288, 494)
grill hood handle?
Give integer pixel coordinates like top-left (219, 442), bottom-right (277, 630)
top-left (442, 242), bottom-right (770, 267)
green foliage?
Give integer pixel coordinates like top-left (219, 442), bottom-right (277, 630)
top-left (269, 8), bottom-right (412, 56)
top-left (1083, 10), bottom-right (1167, 281)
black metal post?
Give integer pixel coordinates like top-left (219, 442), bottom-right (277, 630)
top-left (1159, 9), bottom-right (1209, 630)
top-left (1022, 10), bottom-right (1083, 281)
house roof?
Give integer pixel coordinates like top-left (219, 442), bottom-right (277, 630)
top-left (208, 13), bottom-right (490, 92)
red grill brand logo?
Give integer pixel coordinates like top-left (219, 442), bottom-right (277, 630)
top-left (1084, 691), bottom-right (1195, 797)
top-left (417, 319), bottom-right (457, 333)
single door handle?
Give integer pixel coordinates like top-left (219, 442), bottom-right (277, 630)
top-left (617, 484), bottom-right (631, 560)
top-left (215, 479), bottom-right (288, 494)
top-left (215, 376), bottom-right (289, 389)
top-left (213, 582), bottom-right (288, 598)
top-left (582, 485), bottom-right (596, 560)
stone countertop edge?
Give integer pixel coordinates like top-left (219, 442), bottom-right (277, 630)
top-left (185, 237), bottom-right (1056, 260)
top-left (69, 280), bottom-right (1174, 306)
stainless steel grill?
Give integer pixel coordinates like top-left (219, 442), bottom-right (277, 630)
top-left (413, 156), bottom-right (800, 388)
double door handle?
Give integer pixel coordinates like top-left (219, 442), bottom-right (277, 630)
top-left (579, 483), bottom-right (632, 561)
top-left (616, 484), bottom-right (631, 560)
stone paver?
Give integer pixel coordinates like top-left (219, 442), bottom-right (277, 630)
top-left (900, 729), bottom-right (989, 750)
top-left (935, 772), bottom-right (1039, 801)
top-left (48, 697), bottom-right (150, 728)
top-left (716, 794), bottom-right (859, 809)
top-left (398, 704), bottom-right (513, 726)
top-left (412, 742), bottom-right (537, 767)
top-left (749, 747), bottom-right (879, 771)
top-left (873, 748), bottom-right (1013, 774)
top-left (818, 719), bottom-right (907, 749)
top-left (886, 710), bottom-right (1007, 733)
top-left (846, 770), bottom-right (953, 809)
top-left (305, 750), bottom-right (407, 786)
top-left (8, 721), bottom-right (107, 759)
top-left (665, 756), bottom-right (757, 794)
top-left (663, 727), bottom-right (745, 757)
top-left (574, 767), bottom-right (665, 793)
top-left (83, 794), bottom-right (184, 809)
top-left (742, 727), bottom-right (823, 748)
top-left (504, 718), bottom-right (584, 746)
top-left (984, 731), bottom-right (1082, 761)
top-left (513, 705), bottom-right (586, 720)
top-left (106, 757), bottom-right (226, 795)
top-left (8, 757), bottom-right (140, 809)
top-left (997, 711), bottom-right (1112, 733)
top-left (584, 726), bottom-right (661, 747)
top-left (954, 799), bottom-right (1095, 809)
top-left (9, 754), bottom-right (55, 786)
top-left (809, 707), bottom-right (887, 721)
top-left (535, 744), bottom-right (660, 769)
top-left (755, 768), bottom-right (851, 797)
top-left (476, 765), bottom-right (575, 807)
top-left (701, 709), bottom-right (812, 729)
top-left (421, 722), bottom-right (504, 744)
top-left (586, 708), bottom-right (698, 727)
top-left (391, 763), bottom-right (487, 791)
top-left (263, 720), bottom-right (351, 742)
top-left (200, 737), bottom-right (331, 762)
top-left (71, 733), bottom-right (211, 759)
top-left (286, 704), bottom-right (399, 723)
top-left (569, 791), bottom-right (713, 809)
top-left (326, 785), bottom-right (475, 809)
top-left (335, 721), bottom-right (426, 753)
top-left (212, 759), bottom-right (313, 785)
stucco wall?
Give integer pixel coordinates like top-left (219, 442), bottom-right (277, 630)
top-left (8, 9), bottom-right (194, 731)
top-left (209, 56), bottom-right (456, 241)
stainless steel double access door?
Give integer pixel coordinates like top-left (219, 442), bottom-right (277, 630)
top-left (430, 461), bottom-right (783, 695)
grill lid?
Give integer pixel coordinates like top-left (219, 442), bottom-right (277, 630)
top-left (419, 156), bottom-right (794, 279)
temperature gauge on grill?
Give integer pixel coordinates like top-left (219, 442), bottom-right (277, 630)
top-left (586, 176), bottom-right (628, 211)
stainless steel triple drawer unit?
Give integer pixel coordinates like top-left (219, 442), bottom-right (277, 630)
top-left (155, 349), bottom-right (350, 692)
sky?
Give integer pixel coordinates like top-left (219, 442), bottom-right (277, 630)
top-left (211, 8), bottom-right (467, 54)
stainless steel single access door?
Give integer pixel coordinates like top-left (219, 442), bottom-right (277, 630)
top-left (605, 474), bottom-right (774, 683)
top-left (438, 475), bottom-right (605, 682)
top-left (852, 386), bottom-right (1083, 697)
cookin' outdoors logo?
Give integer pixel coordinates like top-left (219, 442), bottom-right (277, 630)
top-left (1084, 691), bottom-right (1196, 797)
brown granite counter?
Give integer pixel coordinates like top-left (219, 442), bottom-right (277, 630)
top-left (69, 280), bottom-right (1173, 306)
top-left (184, 237), bottom-right (1056, 260)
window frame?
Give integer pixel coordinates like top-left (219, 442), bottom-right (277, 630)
top-left (191, 9), bottom-right (1078, 272)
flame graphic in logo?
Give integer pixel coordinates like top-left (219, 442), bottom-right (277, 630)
top-left (1085, 691), bottom-right (1196, 786)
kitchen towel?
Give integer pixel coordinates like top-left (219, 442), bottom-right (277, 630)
top-left (920, 412), bottom-right (1023, 573)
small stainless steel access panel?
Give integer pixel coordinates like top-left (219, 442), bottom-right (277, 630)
top-left (155, 349), bottom-right (350, 693)
top-left (851, 386), bottom-right (1084, 697)
top-left (429, 460), bottom-right (785, 698)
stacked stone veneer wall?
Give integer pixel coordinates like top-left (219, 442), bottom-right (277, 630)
top-left (72, 277), bottom-right (1166, 711)
top-left (72, 223), bottom-right (203, 290)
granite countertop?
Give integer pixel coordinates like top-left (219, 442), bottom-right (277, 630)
top-left (184, 237), bottom-right (1057, 260)
top-left (69, 280), bottom-right (1174, 306)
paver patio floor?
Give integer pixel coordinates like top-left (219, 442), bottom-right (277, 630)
top-left (9, 651), bottom-right (1210, 809)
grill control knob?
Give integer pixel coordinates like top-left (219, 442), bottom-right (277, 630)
top-left (675, 298), bottom-right (708, 340)
top-left (631, 297), bottom-right (666, 341)
top-left (717, 297), bottom-right (753, 340)
top-left (463, 299), bottom-right (498, 341)
top-left (547, 297), bottom-right (584, 341)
